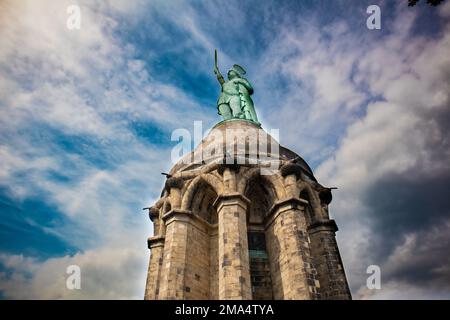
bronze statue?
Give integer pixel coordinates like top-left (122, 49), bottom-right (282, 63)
top-left (214, 50), bottom-right (260, 125)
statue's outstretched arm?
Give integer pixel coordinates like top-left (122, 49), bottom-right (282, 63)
top-left (214, 50), bottom-right (225, 86)
top-left (214, 67), bottom-right (225, 86)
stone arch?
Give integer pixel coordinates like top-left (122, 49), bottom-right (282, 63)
top-left (162, 174), bottom-right (221, 300)
top-left (181, 173), bottom-right (224, 211)
top-left (299, 183), bottom-right (323, 221)
top-left (237, 168), bottom-right (286, 202)
top-left (193, 186), bottom-right (218, 224)
top-left (162, 198), bottom-right (172, 214)
top-left (299, 188), bottom-right (314, 225)
top-left (245, 176), bottom-right (275, 224)
top-left (242, 169), bottom-right (280, 299)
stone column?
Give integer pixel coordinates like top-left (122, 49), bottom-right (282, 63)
top-left (144, 235), bottom-right (165, 299)
top-left (144, 206), bottom-right (164, 300)
top-left (265, 197), bottom-right (320, 300)
top-left (165, 177), bottom-right (184, 208)
top-left (157, 209), bottom-right (192, 299)
top-left (213, 192), bottom-right (252, 300)
top-left (308, 220), bottom-right (351, 300)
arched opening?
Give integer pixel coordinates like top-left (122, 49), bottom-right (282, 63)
top-left (163, 199), bottom-right (172, 214)
top-left (187, 179), bottom-right (219, 299)
top-left (191, 180), bottom-right (218, 224)
top-left (318, 189), bottom-right (332, 220)
top-left (300, 189), bottom-right (315, 225)
top-left (244, 175), bottom-right (275, 300)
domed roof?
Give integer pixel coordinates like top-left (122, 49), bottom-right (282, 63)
top-left (169, 119), bottom-right (316, 181)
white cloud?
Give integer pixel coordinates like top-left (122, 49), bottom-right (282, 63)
top-left (356, 219), bottom-right (450, 300)
top-left (0, 247), bottom-right (147, 299)
top-left (1, 0), bottom-right (449, 300)
top-left (356, 280), bottom-right (450, 300)
top-left (241, 1), bottom-right (450, 299)
top-left (253, 19), bottom-right (369, 163)
top-left (314, 5), bottom-right (450, 299)
top-left (0, 0), bottom-right (210, 299)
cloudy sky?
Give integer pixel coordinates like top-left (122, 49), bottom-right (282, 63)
top-left (0, 0), bottom-right (449, 299)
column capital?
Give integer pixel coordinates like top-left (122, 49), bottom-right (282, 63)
top-left (213, 192), bottom-right (250, 212)
top-left (147, 235), bottom-right (165, 249)
top-left (265, 196), bottom-right (308, 227)
top-left (164, 176), bottom-right (184, 191)
top-left (148, 206), bottom-right (160, 221)
top-left (161, 208), bottom-right (193, 222)
top-left (307, 219), bottom-right (338, 233)
top-left (217, 163), bottom-right (241, 175)
top-left (280, 163), bottom-right (303, 179)
top-left (162, 208), bottom-right (212, 233)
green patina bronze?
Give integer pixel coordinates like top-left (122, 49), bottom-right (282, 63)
top-left (214, 49), bottom-right (260, 125)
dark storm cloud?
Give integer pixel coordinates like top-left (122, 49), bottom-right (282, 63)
top-left (357, 77), bottom-right (450, 292)
top-left (365, 168), bottom-right (450, 281)
top-left (367, 169), bottom-right (450, 242)
top-left (313, 2), bottom-right (450, 298)
top-left (386, 226), bottom-right (450, 288)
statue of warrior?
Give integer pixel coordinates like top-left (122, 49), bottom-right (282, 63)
top-left (214, 50), bottom-right (260, 125)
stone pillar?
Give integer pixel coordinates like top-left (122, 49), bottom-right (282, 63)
top-left (165, 177), bottom-right (184, 208)
top-left (144, 206), bottom-right (164, 300)
top-left (144, 235), bottom-right (165, 299)
top-left (209, 226), bottom-right (219, 300)
top-left (213, 192), bottom-right (252, 299)
top-left (308, 220), bottom-right (351, 300)
top-left (265, 197), bottom-right (320, 300)
top-left (157, 209), bottom-right (192, 299)
top-left (280, 163), bottom-right (302, 198)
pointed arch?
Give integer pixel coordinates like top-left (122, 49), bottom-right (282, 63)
top-left (299, 183), bottom-right (323, 221)
top-left (237, 168), bottom-right (286, 202)
top-left (181, 173), bottom-right (224, 211)
top-left (162, 198), bottom-right (172, 214)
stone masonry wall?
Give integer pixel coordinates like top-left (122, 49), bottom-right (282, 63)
top-left (209, 228), bottom-right (219, 299)
top-left (157, 216), bottom-right (188, 299)
top-left (265, 200), bottom-right (320, 299)
top-left (216, 194), bottom-right (252, 299)
top-left (184, 219), bottom-right (210, 299)
top-left (144, 240), bottom-right (164, 299)
top-left (309, 222), bottom-right (352, 299)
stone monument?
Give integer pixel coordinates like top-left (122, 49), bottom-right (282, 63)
top-left (143, 52), bottom-right (351, 300)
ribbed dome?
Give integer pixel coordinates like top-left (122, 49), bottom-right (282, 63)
top-left (170, 119), bottom-right (316, 181)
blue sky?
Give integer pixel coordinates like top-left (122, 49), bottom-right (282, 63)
top-left (0, 0), bottom-right (449, 299)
